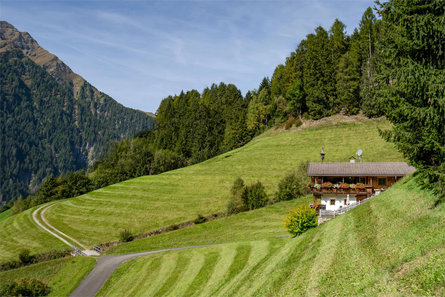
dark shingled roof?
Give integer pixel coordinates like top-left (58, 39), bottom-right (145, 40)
top-left (307, 162), bottom-right (415, 177)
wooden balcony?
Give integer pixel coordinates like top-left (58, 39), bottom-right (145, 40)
top-left (310, 185), bottom-right (372, 196)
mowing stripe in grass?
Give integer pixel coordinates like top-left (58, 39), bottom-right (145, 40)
top-left (222, 239), bottom-right (283, 296)
top-left (217, 240), bottom-right (271, 297)
top-left (154, 253), bottom-right (191, 296)
top-left (124, 258), bottom-right (163, 297)
top-left (198, 245), bottom-right (237, 297)
top-left (169, 251), bottom-right (206, 296)
top-left (183, 251), bottom-right (220, 296)
top-left (303, 215), bottom-right (344, 295)
top-left (96, 258), bottom-right (141, 297)
top-left (211, 244), bottom-right (252, 296)
top-left (257, 227), bottom-right (322, 296)
top-left (136, 252), bottom-right (179, 296)
top-left (233, 239), bottom-right (297, 296)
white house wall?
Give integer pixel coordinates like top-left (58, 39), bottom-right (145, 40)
top-left (321, 194), bottom-right (357, 211)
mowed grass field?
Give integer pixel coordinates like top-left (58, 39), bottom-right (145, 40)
top-left (0, 256), bottom-right (95, 297)
top-left (0, 118), bottom-right (404, 260)
top-left (43, 119), bottom-right (403, 247)
top-left (0, 206), bottom-right (67, 261)
top-left (98, 177), bottom-right (445, 296)
top-left (107, 196), bottom-right (312, 255)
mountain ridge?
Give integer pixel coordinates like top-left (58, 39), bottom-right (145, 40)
top-left (0, 21), bottom-right (155, 202)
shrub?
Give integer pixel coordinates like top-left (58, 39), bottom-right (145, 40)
top-left (194, 214), bottom-right (207, 224)
top-left (284, 117), bottom-right (296, 130)
top-left (242, 181), bottom-right (268, 210)
top-left (119, 229), bottom-right (134, 242)
top-left (276, 172), bottom-right (305, 202)
top-left (283, 204), bottom-right (318, 237)
top-left (0, 278), bottom-right (50, 297)
top-left (0, 249), bottom-right (71, 272)
top-left (151, 149), bottom-right (185, 174)
top-left (18, 249), bottom-right (35, 265)
top-left (227, 177), bottom-right (247, 214)
top-left (34, 249), bottom-right (71, 262)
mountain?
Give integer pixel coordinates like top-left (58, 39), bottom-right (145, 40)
top-left (0, 21), bottom-right (155, 202)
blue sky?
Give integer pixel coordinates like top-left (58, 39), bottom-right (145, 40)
top-left (1, 0), bottom-right (374, 113)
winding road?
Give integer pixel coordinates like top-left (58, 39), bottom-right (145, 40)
top-left (32, 203), bottom-right (225, 296)
top-left (70, 244), bottom-right (222, 297)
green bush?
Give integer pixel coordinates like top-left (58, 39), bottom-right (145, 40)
top-left (0, 278), bottom-right (50, 297)
top-left (151, 149), bottom-right (185, 174)
top-left (194, 214), bottom-right (207, 224)
top-left (283, 204), bottom-right (317, 237)
top-left (227, 177), bottom-right (247, 214)
top-left (276, 172), bottom-right (305, 201)
top-left (18, 249), bottom-right (35, 265)
top-left (242, 181), bottom-right (268, 210)
top-left (119, 229), bottom-right (134, 242)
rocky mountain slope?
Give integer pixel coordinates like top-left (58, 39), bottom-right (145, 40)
top-left (0, 21), bottom-right (155, 202)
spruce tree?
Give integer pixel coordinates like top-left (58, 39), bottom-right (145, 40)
top-left (375, 0), bottom-right (444, 201)
top-left (303, 26), bottom-right (334, 119)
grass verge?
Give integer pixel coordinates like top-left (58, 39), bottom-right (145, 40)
top-left (0, 256), bottom-right (95, 297)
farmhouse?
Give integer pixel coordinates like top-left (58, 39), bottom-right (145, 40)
top-left (308, 162), bottom-right (415, 211)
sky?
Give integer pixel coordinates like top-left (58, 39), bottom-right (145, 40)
top-left (1, 0), bottom-right (374, 113)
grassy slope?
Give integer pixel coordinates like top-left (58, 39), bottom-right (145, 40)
top-left (107, 196), bottom-right (312, 255)
top-left (0, 207), bottom-right (66, 261)
top-left (0, 209), bottom-right (11, 222)
top-left (0, 256), bottom-right (96, 297)
top-left (0, 118), bottom-right (403, 261)
top-left (98, 177), bottom-right (445, 296)
top-left (43, 119), bottom-right (402, 247)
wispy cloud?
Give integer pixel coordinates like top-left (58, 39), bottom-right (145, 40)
top-left (1, 0), bottom-right (373, 112)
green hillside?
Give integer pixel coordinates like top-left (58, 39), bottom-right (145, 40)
top-left (0, 257), bottom-right (95, 297)
top-left (43, 118), bottom-right (402, 247)
top-left (98, 176), bottom-right (445, 296)
top-left (0, 118), bottom-right (404, 261)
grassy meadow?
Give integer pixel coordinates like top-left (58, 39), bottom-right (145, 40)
top-left (98, 177), bottom-right (445, 296)
top-left (107, 195), bottom-right (312, 255)
top-left (0, 256), bottom-right (96, 297)
top-left (43, 119), bottom-right (402, 247)
top-left (0, 118), bottom-right (404, 260)
top-left (0, 209), bottom-right (11, 222)
top-left (0, 206), bottom-right (66, 261)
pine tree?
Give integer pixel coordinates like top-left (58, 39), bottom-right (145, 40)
top-left (375, 0), bottom-right (445, 201)
top-left (336, 30), bottom-right (361, 114)
top-left (303, 26), bottom-right (334, 119)
top-left (329, 19), bottom-right (349, 112)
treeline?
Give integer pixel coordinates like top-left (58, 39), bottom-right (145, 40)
top-left (6, 1), bottom-right (444, 214)
top-left (0, 50), bottom-right (155, 203)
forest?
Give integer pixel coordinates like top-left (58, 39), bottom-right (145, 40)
top-left (4, 1), bottom-right (443, 214)
top-left (0, 51), bottom-right (155, 204)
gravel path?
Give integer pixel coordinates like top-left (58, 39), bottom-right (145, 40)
top-left (32, 204), bottom-right (98, 255)
top-left (32, 204), bottom-right (76, 249)
top-left (70, 244), bottom-right (223, 297)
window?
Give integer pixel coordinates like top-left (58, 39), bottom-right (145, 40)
top-left (330, 199), bottom-right (336, 205)
top-left (378, 178), bottom-right (386, 186)
top-left (359, 177), bottom-right (366, 184)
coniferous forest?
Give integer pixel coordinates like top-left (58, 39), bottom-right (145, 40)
top-left (2, 1), bottom-right (444, 213)
top-left (0, 50), bottom-right (155, 204)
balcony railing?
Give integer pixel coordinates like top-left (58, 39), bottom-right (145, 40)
top-left (309, 184), bottom-right (372, 195)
